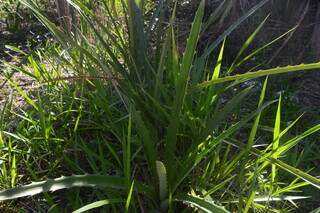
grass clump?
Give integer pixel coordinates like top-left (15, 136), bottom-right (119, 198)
top-left (0, 0), bottom-right (320, 212)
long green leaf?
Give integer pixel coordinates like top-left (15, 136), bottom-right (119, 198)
top-left (133, 111), bottom-right (157, 176)
top-left (195, 62), bottom-right (320, 89)
top-left (239, 77), bottom-right (268, 211)
top-left (224, 138), bottom-right (320, 190)
top-left (165, 0), bottom-right (205, 183)
top-left (258, 123), bottom-right (320, 164)
top-left (201, 0), bottom-right (270, 59)
top-left (272, 95), bottom-right (281, 183)
top-left (174, 194), bottom-right (230, 213)
top-left (228, 15), bottom-right (270, 74)
top-left (233, 26), bottom-right (297, 70)
top-left (264, 154), bottom-right (320, 190)
top-left (125, 181), bottom-right (134, 212)
top-left (276, 123), bottom-right (320, 156)
top-left (73, 199), bottom-right (123, 213)
top-left (156, 161), bottom-right (167, 202)
top-left (200, 86), bottom-right (253, 141)
top-left (174, 100), bottom-right (276, 192)
top-left (0, 175), bottom-right (151, 201)
top-left (202, 39), bottom-right (225, 112)
top-left (127, 0), bottom-right (149, 80)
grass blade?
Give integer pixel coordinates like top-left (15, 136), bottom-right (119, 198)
top-left (165, 0), bottom-right (205, 183)
top-left (233, 26), bottom-right (297, 69)
top-left (133, 111), bottom-right (157, 176)
top-left (73, 199), bottom-right (123, 213)
top-left (195, 62), bottom-right (320, 89)
top-left (228, 15), bottom-right (270, 74)
top-left (201, 0), bottom-right (270, 59)
top-left (174, 100), bottom-right (276, 192)
top-left (239, 77), bottom-right (268, 210)
top-left (125, 181), bottom-right (134, 212)
top-left (202, 39), bottom-right (226, 112)
top-left (174, 193), bottom-right (230, 213)
top-left (272, 95), bottom-right (281, 183)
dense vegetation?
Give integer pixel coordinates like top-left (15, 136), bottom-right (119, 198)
top-left (0, 0), bottom-right (320, 212)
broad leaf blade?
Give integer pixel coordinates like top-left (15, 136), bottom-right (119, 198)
top-left (0, 175), bottom-right (151, 201)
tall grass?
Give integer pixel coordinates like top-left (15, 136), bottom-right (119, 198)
top-left (0, 0), bottom-right (320, 212)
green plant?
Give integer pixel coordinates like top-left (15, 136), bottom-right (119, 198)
top-left (1, 0), bottom-right (320, 212)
